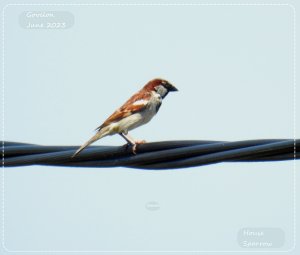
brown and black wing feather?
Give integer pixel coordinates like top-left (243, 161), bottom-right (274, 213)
top-left (95, 90), bottom-right (152, 131)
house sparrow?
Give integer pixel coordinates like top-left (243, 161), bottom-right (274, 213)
top-left (72, 78), bottom-right (178, 157)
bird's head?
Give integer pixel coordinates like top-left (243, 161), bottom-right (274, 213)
top-left (144, 78), bottom-right (178, 98)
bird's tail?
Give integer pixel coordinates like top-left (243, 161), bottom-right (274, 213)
top-left (72, 130), bottom-right (107, 158)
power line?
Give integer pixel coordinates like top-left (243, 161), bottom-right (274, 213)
top-left (2, 139), bottom-right (298, 170)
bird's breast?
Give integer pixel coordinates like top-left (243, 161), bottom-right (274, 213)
top-left (111, 93), bottom-right (162, 133)
top-left (144, 92), bottom-right (162, 117)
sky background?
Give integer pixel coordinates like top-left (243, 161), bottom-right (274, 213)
top-left (1, 0), bottom-right (300, 254)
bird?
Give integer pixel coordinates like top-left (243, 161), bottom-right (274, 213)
top-left (72, 78), bottom-right (178, 157)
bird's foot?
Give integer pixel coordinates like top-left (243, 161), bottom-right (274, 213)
top-left (135, 140), bottom-right (146, 144)
top-left (132, 140), bottom-right (146, 154)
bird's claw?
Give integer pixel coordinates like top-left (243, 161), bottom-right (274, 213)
top-left (132, 144), bottom-right (137, 154)
top-left (124, 140), bottom-right (146, 154)
top-left (135, 140), bottom-right (146, 144)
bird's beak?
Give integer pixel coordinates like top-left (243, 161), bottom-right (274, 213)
top-left (168, 83), bottom-right (178, 92)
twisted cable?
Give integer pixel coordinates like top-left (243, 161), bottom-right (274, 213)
top-left (2, 139), bottom-right (299, 170)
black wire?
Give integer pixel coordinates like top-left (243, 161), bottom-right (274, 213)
top-left (2, 139), bottom-right (298, 169)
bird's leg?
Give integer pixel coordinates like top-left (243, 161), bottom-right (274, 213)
top-left (125, 133), bottom-right (146, 144)
top-left (120, 132), bottom-right (135, 146)
top-left (120, 133), bottom-right (137, 154)
top-left (119, 133), bottom-right (146, 154)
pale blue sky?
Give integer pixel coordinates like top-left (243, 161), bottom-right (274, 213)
top-left (1, 0), bottom-right (299, 253)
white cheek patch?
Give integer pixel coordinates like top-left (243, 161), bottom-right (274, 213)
top-left (133, 99), bottom-right (148, 106)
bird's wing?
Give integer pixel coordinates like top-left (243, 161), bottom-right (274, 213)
top-left (95, 90), bottom-right (152, 131)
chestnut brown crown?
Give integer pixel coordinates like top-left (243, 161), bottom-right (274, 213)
top-left (144, 78), bottom-right (178, 92)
